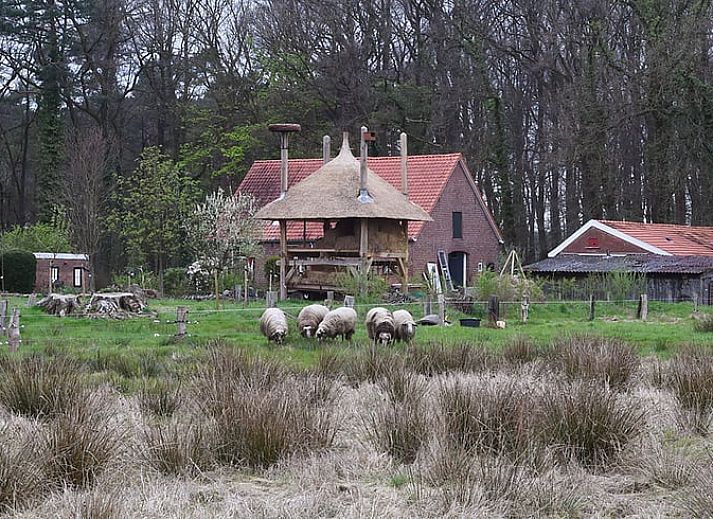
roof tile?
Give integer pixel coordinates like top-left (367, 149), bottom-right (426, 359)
top-left (601, 220), bottom-right (713, 256)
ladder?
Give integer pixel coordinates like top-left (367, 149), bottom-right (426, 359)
top-left (437, 249), bottom-right (454, 292)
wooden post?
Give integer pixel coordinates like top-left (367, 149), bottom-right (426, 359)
top-left (637, 294), bottom-right (648, 321)
top-left (694, 293), bottom-right (699, 313)
top-left (27, 293), bottom-right (36, 307)
top-left (266, 291), bottom-right (277, 308)
top-left (344, 295), bottom-right (355, 308)
top-left (7, 308), bottom-right (20, 353)
top-left (521, 296), bottom-right (529, 323)
top-left (359, 219), bottom-right (369, 297)
top-left (0, 300), bottom-right (6, 336)
top-left (588, 294), bottom-right (596, 321)
top-left (488, 294), bottom-right (499, 325)
top-left (423, 299), bottom-right (433, 316)
top-left (243, 266), bottom-right (249, 307)
top-left (175, 306), bottom-right (188, 339)
top-left (326, 290), bottom-right (334, 304)
top-left (279, 220), bottom-right (287, 301)
top-left (438, 294), bottom-right (446, 324)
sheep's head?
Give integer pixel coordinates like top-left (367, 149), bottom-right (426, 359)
top-left (301, 325), bottom-right (314, 338)
top-left (315, 325), bottom-right (327, 341)
top-left (270, 328), bottom-right (287, 344)
top-left (377, 331), bottom-right (392, 345)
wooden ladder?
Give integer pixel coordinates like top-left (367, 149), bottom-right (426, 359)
top-left (437, 249), bottom-right (454, 292)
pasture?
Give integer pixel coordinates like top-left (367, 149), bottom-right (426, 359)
top-left (1, 297), bottom-right (713, 517)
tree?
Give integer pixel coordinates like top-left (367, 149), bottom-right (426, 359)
top-left (186, 188), bottom-right (260, 309)
top-left (110, 147), bottom-right (198, 294)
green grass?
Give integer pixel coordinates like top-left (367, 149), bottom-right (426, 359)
top-left (2, 296), bottom-right (713, 372)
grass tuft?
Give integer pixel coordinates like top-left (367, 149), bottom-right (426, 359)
top-left (139, 377), bottom-right (182, 417)
top-left (667, 348), bottom-right (713, 434)
top-left (142, 418), bottom-right (212, 476)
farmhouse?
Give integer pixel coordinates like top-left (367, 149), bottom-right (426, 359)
top-left (525, 219), bottom-right (713, 303)
top-left (33, 252), bottom-right (90, 293)
top-left (239, 130), bottom-right (503, 295)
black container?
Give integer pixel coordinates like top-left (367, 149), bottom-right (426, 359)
top-left (459, 318), bottom-right (481, 328)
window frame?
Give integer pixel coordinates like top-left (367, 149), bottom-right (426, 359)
top-left (73, 267), bottom-right (82, 288)
top-left (50, 266), bottom-right (60, 283)
top-left (452, 211), bottom-right (463, 239)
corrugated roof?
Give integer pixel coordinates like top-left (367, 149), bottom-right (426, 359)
top-left (600, 220), bottom-right (713, 256)
top-left (525, 254), bottom-right (713, 275)
top-left (34, 253), bottom-right (89, 261)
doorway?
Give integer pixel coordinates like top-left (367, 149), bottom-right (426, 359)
top-left (448, 251), bottom-right (467, 288)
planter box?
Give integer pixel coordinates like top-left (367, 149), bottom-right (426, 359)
top-left (459, 318), bottom-right (481, 328)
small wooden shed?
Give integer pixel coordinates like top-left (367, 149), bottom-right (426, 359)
top-left (254, 131), bottom-right (432, 298)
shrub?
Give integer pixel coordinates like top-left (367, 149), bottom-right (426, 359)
top-left (139, 378), bottom-right (182, 417)
top-left (549, 336), bottom-right (639, 391)
top-left (693, 313), bottom-right (713, 333)
top-left (42, 395), bottom-right (124, 488)
top-left (0, 355), bottom-right (86, 418)
top-left (539, 381), bottom-right (645, 467)
top-left (406, 342), bottom-right (490, 377)
top-left (667, 349), bottom-right (713, 434)
top-left (439, 379), bottom-right (534, 457)
top-left (162, 267), bottom-right (190, 297)
top-left (0, 249), bottom-right (36, 293)
top-left (142, 418), bottom-right (212, 476)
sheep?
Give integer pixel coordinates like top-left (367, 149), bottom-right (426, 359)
top-left (260, 308), bottom-right (288, 344)
top-left (298, 304), bottom-right (330, 338)
top-left (393, 309), bottom-right (417, 343)
top-left (365, 307), bottom-right (395, 346)
top-left (316, 307), bottom-right (357, 341)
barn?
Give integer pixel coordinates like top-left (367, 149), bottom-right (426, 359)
top-left (525, 219), bottom-right (713, 303)
top-left (239, 131), bottom-right (503, 294)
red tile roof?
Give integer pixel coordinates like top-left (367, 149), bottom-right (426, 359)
top-left (240, 154), bottom-right (463, 241)
top-left (601, 220), bottom-right (713, 256)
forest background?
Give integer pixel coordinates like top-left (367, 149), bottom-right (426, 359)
top-left (1, 0), bottom-right (712, 285)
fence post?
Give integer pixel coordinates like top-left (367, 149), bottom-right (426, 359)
top-left (438, 294), bottom-right (446, 324)
top-left (266, 291), bottom-right (277, 308)
top-left (0, 300), bottom-right (6, 336)
top-left (8, 308), bottom-right (20, 353)
top-left (175, 306), bottom-right (188, 339)
top-left (27, 293), bottom-right (36, 307)
top-left (588, 295), bottom-right (596, 321)
top-left (520, 296), bottom-right (529, 323)
top-left (694, 293), bottom-right (699, 313)
top-left (344, 295), bottom-right (355, 308)
top-left (423, 298), bottom-right (433, 316)
top-left (637, 294), bottom-right (648, 321)
top-left (488, 294), bottom-right (499, 325)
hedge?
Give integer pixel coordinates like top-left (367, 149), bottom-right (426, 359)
top-left (0, 249), bottom-right (36, 293)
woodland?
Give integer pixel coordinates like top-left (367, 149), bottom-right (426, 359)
top-left (1, 0), bottom-right (713, 282)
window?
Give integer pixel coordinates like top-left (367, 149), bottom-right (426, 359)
top-left (50, 266), bottom-right (60, 283)
top-left (73, 267), bottom-right (82, 288)
top-left (452, 212), bottom-right (463, 238)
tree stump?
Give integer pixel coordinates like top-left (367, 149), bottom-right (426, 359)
top-left (7, 308), bottom-right (20, 352)
top-left (85, 292), bottom-right (146, 319)
top-left (36, 294), bottom-right (83, 316)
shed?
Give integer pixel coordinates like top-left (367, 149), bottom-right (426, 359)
top-left (33, 252), bottom-right (90, 293)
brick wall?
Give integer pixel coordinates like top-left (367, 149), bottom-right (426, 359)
top-left (561, 227), bottom-right (648, 255)
top-left (408, 163), bottom-right (502, 285)
top-left (35, 258), bottom-right (90, 293)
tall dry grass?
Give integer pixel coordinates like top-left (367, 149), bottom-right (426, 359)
top-left (667, 348), bottom-right (713, 434)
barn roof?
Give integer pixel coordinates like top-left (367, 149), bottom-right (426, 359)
top-left (253, 137), bottom-right (432, 222)
top-left (240, 140), bottom-right (501, 242)
top-left (525, 254), bottom-right (713, 275)
top-left (548, 219), bottom-right (713, 257)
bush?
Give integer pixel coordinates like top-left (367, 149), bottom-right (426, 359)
top-left (549, 336), bottom-right (639, 391)
top-left (42, 395), bottom-right (124, 488)
top-left (667, 348), bottom-right (713, 434)
top-left (539, 381), bottom-right (645, 467)
top-left (0, 355), bottom-right (87, 418)
top-left (0, 249), bottom-right (36, 293)
top-left (163, 267), bottom-right (190, 297)
top-left (142, 418), bottom-right (212, 476)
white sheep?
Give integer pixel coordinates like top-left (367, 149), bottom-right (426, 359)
top-left (260, 308), bottom-right (288, 344)
top-left (316, 307), bottom-right (357, 341)
top-left (365, 307), bottom-right (395, 345)
top-left (393, 309), bottom-right (417, 343)
top-left (298, 304), bottom-right (330, 338)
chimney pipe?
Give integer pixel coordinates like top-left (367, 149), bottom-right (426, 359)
top-left (359, 126), bottom-right (373, 203)
top-left (322, 135), bottom-right (331, 164)
top-left (400, 132), bottom-right (408, 196)
top-left (268, 123), bottom-right (301, 199)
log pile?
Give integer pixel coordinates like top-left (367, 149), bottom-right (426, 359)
top-left (85, 292), bottom-right (146, 319)
top-left (36, 294), bottom-right (83, 316)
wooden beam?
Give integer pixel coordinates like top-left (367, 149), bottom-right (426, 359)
top-left (289, 258), bottom-right (361, 267)
top-left (279, 220), bottom-right (287, 300)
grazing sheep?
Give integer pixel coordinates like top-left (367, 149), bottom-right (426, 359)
top-left (365, 307), bottom-right (395, 346)
top-left (316, 307), bottom-right (357, 341)
top-left (393, 309), bottom-right (417, 343)
top-left (260, 308), bottom-right (288, 344)
top-left (298, 304), bottom-right (330, 338)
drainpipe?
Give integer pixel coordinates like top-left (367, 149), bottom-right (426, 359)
top-left (359, 126), bottom-right (374, 203)
top-left (400, 132), bottom-right (408, 197)
top-left (322, 135), bottom-right (331, 164)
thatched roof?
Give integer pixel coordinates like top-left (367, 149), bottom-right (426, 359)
top-left (254, 136), bottom-right (433, 222)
